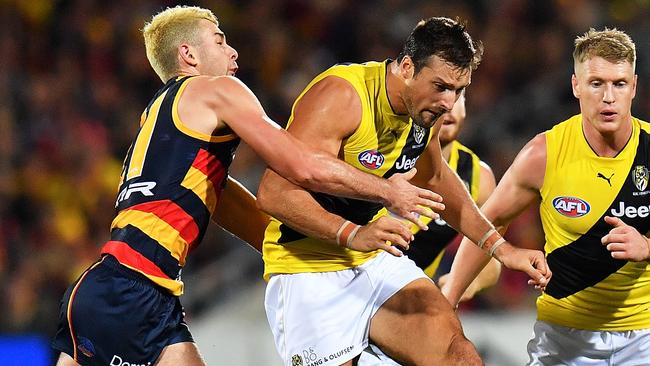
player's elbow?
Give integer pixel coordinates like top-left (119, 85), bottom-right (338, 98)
top-left (280, 158), bottom-right (323, 190)
top-left (256, 180), bottom-right (276, 215)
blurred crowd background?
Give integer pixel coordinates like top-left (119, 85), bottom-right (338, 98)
top-left (1, 0), bottom-right (650, 362)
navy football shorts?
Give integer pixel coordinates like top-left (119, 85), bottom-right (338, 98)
top-left (51, 255), bottom-right (193, 366)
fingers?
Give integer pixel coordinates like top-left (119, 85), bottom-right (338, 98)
top-left (416, 186), bottom-right (443, 202)
top-left (527, 279), bottom-right (547, 291)
top-left (377, 242), bottom-right (404, 257)
top-left (413, 199), bottom-right (445, 217)
top-left (602, 233), bottom-right (626, 245)
top-left (384, 233), bottom-right (410, 250)
top-left (401, 212), bottom-right (429, 231)
top-left (376, 216), bottom-right (414, 238)
top-left (400, 168), bottom-right (417, 180)
top-left (518, 253), bottom-right (550, 290)
top-left (604, 242), bottom-right (630, 259)
top-left (533, 253), bottom-right (552, 280)
top-left (604, 215), bottom-right (625, 228)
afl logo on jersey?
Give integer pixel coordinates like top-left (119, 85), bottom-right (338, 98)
top-left (358, 149), bottom-right (385, 169)
top-left (552, 196), bottom-right (590, 217)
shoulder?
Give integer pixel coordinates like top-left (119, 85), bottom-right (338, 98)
top-left (517, 133), bottom-right (547, 166)
top-left (297, 74), bottom-right (361, 112)
top-left (186, 75), bottom-right (247, 94)
top-left (183, 75), bottom-right (258, 109)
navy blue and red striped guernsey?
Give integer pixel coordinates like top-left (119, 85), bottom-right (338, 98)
top-left (101, 76), bottom-right (240, 295)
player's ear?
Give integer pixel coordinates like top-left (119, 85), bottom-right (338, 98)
top-left (399, 56), bottom-right (415, 80)
top-left (179, 43), bottom-right (198, 67)
top-left (571, 74), bottom-right (580, 99)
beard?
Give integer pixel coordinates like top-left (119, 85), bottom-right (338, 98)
top-left (411, 110), bottom-right (444, 128)
top-left (403, 91), bottom-right (444, 129)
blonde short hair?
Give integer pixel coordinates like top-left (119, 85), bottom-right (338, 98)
top-left (573, 28), bottom-right (636, 71)
top-left (143, 6), bottom-right (218, 82)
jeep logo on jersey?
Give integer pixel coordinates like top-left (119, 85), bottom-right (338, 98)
top-left (552, 196), bottom-right (590, 217)
top-left (611, 201), bottom-right (650, 218)
top-left (633, 165), bottom-right (648, 192)
top-left (413, 124), bottom-right (426, 144)
top-left (358, 150), bottom-right (384, 169)
top-left (395, 155), bottom-right (419, 171)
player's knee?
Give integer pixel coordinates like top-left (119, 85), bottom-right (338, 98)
top-left (444, 333), bottom-right (483, 366)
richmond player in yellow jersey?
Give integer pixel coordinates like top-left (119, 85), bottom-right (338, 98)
top-left (360, 93), bottom-right (503, 366)
top-left (257, 18), bottom-right (550, 366)
top-left (406, 93), bottom-right (501, 298)
top-left (51, 6), bottom-right (441, 366)
top-left (444, 29), bottom-right (650, 365)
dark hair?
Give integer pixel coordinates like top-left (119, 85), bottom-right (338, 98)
top-left (397, 17), bottom-right (483, 74)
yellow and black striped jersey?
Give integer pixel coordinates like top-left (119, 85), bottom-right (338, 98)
top-left (263, 60), bottom-right (433, 280)
top-left (406, 141), bottom-right (482, 277)
top-left (101, 76), bottom-right (240, 296)
top-left (538, 114), bottom-right (650, 330)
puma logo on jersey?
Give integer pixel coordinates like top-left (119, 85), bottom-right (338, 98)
top-left (116, 181), bottom-right (156, 205)
top-left (552, 196), bottom-right (590, 217)
top-left (610, 201), bottom-right (650, 218)
top-left (395, 155), bottom-right (419, 171)
top-left (597, 172), bottom-right (614, 186)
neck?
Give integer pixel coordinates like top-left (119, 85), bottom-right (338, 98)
top-left (582, 118), bottom-right (633, 157)
top-left (386, 61), bottom-right (408, 115)
top-left (441, 140), bottom-right (453, 162)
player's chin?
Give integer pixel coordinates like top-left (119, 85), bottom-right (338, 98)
top-left (413, 116), bottom-right (435, 129)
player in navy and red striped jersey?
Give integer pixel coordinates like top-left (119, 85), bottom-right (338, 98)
top-left (52, 5), bottom-right (443, 366)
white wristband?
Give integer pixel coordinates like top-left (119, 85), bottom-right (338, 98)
top-left (477, 228), bottom-right (497, 249)
top-left (488, 238), bottom-right (507, 257)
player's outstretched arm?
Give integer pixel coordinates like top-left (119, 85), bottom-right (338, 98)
top-left (440, 134), bottom-right (551, 306)
top-left (438, 159), bottom-right (500, 303)
top-left (197, 76), bottom-right (441, 228)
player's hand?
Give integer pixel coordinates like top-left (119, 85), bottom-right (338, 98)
top-left (492, 242), bottom-right (551, 291)
top-left (438, 274), bottom-right (481, 303)
top-left (384, 168), bottom-right (445, 230)
top-left (348, 216), bottom-right (413, 257)
top-left (602, 216), bottom-right (650, 261)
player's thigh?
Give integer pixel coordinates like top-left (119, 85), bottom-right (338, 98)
top-left (368, 278), bottom-right (465, 364)
top-left (56, 353), bottom-right (80, 366)
top-left (155, 342), bottom-right (206, 366)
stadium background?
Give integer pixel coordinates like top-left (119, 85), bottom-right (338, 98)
top-left (0, 0), bottom-right (649, 364)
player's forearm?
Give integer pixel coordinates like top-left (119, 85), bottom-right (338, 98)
top-left (472, 258), bottom-right (502, 292)
top-left (213, 176), bottom-right (269, 252)
top-left (299, 150), bottom-right (392, 205)
top-left (257, 169), bottom-right (346, 244)
top-left (443, 236), bottom-right (493, 306)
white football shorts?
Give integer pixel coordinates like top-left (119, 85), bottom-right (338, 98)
top-left (264, 251), bottom-right (429, 366)
top-left (527, 320), bottom-right (650, 365)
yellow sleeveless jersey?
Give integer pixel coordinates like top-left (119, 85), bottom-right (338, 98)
top-left (263, 61), bottom-right (433, 280)
top-left (406, 141), bottom-right (482, 277)
top-left (538, 114), bottom-right (650, 330)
